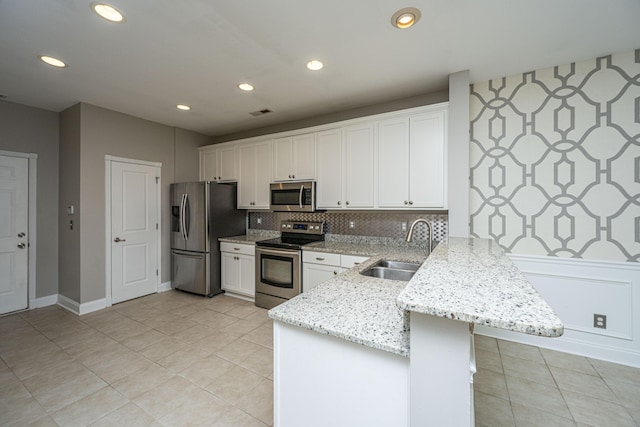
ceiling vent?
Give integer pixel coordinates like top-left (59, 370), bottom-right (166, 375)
top-left (249, 109), bottom-right (272, 117)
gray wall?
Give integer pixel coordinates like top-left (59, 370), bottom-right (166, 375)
top-left (213, 90), bottom-right (449, 143)
top-left (174, 128), bottom-right (213, 182)
top-left (58, 103), bottom-right (212, 304)
top-left (0, 100), bottom-right (59, 298)
top-left (58, 104), bottom-right (81, 302)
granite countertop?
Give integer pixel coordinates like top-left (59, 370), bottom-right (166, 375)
top-left (219, 231), bottom-right (279, 245)
top-left (268, 236), bottom-right (564, 358)
top-left (397, 237), bottom-right (564, 337)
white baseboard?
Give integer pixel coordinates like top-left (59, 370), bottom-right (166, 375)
top-left (496, 254), bottom-right (640, 368)
top-left (57, 295), bottom-right (107, 316)
top-left (222, 291), bottom-right (255, 303)
top-left (158, 281), bottom-right (172, 293)
top-left (30, 294), bottom-right (58, 309)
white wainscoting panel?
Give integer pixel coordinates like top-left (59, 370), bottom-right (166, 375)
top-left (476, 255), bottom-right (640, 368)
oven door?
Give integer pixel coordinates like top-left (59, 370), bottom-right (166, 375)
top-left (255, 247), bottom-right (301, 300)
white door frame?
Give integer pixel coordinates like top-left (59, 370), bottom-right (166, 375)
top-left (0, 150), bottom-right (37, 309)
top-left (105, 155), bottom-right (162, 307)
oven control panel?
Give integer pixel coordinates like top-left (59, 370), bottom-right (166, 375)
top-left (281, 220), bottom-right (325, 235)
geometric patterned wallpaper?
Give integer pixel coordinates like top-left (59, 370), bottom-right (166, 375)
top-left (470, 49), bottom-right (640, 263)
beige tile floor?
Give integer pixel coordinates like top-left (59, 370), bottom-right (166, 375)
top-left (1, 290), bottom-right (639, 426)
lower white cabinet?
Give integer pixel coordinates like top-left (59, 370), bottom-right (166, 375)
top-left (303, 251), bottom-right (368, 293)
top-left (220, 242), bottom-right (255, 298)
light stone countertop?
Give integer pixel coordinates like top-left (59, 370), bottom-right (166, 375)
top-left (218, 231), bottom-right (279, 245)
top-left (397, 237), bottom-right (564, 337)
top-left (268, 236), bottom-right (563, 357)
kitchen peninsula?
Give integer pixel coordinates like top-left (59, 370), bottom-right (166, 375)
top-left (268, 237), bottom-right (564, 426)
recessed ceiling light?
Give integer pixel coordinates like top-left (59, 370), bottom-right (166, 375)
top-left (238, 83), bottom-right (254, 92)
top-left (391, 7), bottom-right (421, 29)
top-left (39, 55), bottom-right (67, 68)
top-left (91, 2), bottom-right (125, 23)
top-left (306, 60), bottom-right (324, 71)
top-left (176, 104), bottom-right (191, 111)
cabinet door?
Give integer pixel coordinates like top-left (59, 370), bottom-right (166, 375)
top-left (254, 142), bottom-right (272, 209)
top-left (238, 254), bottom-right (256, 297)
top-left (218, 146), bottom-right (237, 181)
top-left (344, 124), bottom-right (375, 208)
top-left (292, 133), bottom-right (316, 180)
top-left (221, 252), bottom-right (240, 293)
top-left (377, 118), bottom-right (410, 208)
top-left (200, 149), bottom-right (218, 181)
top-left (316, 129), bottom-right (343, 209)
top-left (237, 145), bottom-right (256, 209)
top-left (303, 263), bottom-right (342, 293)
top-left (409, 112), bottom-right (446, 208)
top-left (273, 137), bottom-right (294, 181)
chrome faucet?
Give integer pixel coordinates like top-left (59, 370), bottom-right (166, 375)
top-left (406, 218), bottom-right (433, 254)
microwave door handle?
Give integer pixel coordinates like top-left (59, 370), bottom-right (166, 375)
top-left (299, 184), bottom-right (304, 209)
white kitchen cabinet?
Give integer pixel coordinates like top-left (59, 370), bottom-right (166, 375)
top-left (238, 142), bottom-right (271, 209)
top-left (377, 110), bottom-right (446, 209)
top-left (200, 145), bottom-right (237, 182)
top-left (316, 129), bottom-right (343, 209)
top-left (273, 133), bottom-right (316, 181)
top-left (220, 242), bottom-right (255, 298)
top-left (302, 251), bottom-right (368, 292)
top-left (343, 123), bottom-right (375, 208)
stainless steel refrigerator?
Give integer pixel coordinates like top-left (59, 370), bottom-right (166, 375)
top-left (170, 181), bottom-right (246, 297)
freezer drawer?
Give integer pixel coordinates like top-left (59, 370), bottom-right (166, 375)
top-left (171, 249), bottom-right (210, 296)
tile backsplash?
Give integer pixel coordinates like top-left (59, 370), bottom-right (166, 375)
top-left (248, 211), bottom-right (448, 242)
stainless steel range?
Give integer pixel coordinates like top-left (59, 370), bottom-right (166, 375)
top-left (254, 220), bottom-right (325, 309)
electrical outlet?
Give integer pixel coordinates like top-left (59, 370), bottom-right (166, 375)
top-left (401, 222), bottom-right (407, 232)
top-left (593, 314), bottom-right (607, 329)
top-left (349, 221), bottom-right (355, 229)
top-left (257, 217), bottom-right (262, 225)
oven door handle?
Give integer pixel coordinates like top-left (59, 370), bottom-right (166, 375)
top-left (257, 247), bottom-right (298, 257)
top-left (299, 184), bottom-right (304, 209)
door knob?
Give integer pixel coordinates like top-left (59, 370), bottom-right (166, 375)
top-left (18, 232), bottom-right (25, 238)
top-left (114, 237), bottom-right (126, 242)
top-left (17, 243), bottom-right (26, 249)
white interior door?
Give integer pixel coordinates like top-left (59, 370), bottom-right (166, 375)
top-left (0, 155), bottom-right (29, 314)
top-left (111, 160), bottom-right (159, 304)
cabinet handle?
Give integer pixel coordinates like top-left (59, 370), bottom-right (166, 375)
top-left (234, 247), bottom-right (240, 251)
top-left (316, 257), bottom-right (325, 261)
top-left (353, 262), bottom-right (360, 265)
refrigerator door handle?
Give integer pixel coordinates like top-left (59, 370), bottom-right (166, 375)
top-left (184, 192), bottom-right (190, 240)
top-left (180, 193), bottom-right (188, 241)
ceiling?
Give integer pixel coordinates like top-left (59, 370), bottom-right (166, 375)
top-left (1, 0), bottom-right (639, 137)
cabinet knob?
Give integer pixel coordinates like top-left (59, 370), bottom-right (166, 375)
top-left (345, 201), bottom-right (349, 206)
top-left (337, 201), bottom-right (341, 205)
top-left (409, 201), bottom-right (413, 205)
top-left (333, 271), bottom-right (338, 275)
top-left (289, 174), bottom-right (292, 178)
top-left (404, 200), bottom-right (408, 205)
top-left (17, 242), bottom-right (26, 249)
top-left (292, 174), bottom-right (295, 179)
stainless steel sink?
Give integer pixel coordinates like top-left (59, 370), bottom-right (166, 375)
top-left (360, 260), bottom-right (421, 281)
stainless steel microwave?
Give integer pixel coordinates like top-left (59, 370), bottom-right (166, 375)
top-left (270, 181), bottom-right (317, 212)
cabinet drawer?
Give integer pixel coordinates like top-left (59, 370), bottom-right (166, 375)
top-left (341, 255), bottom-right (369, 268)
top-left (303, 251), bottom-right (341, 266)
top-left (220, 242), bottom-right (255, 256)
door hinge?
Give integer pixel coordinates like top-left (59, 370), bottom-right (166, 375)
top-left (156, 269), bottom-right (159, 276)
top-left (156, 177), bottom-right (159, 184)
top-left (156, 223), bottom-right (158, 230)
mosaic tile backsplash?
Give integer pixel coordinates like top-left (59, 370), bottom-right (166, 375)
top-left (248, 211), bottom-right (448, 243)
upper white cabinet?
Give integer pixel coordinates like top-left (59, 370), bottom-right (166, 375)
top-left (273, 133), bottom-right (316, 181)
top-left (316, 129), bottom-right (343, 209)
top-left (200, 145), bottom-right (237, 182)
top-left (343, 123), bottom-right (375, 209)
top-left (316, 124), bottom-right (375, 209)
top-left (377, 110), bottom-right (446, 209)
top-left (238, 142), bottom-right (272, 209)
